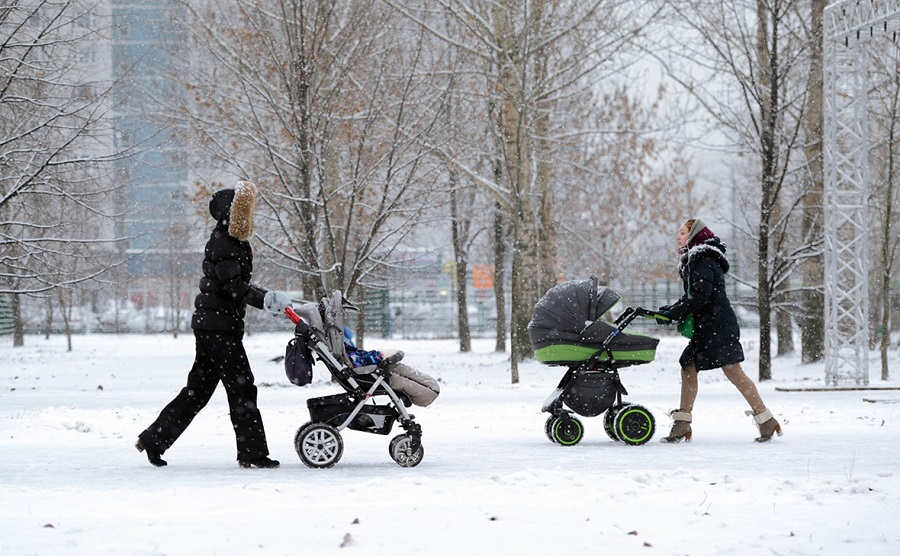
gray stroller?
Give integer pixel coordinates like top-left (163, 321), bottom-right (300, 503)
top-left (284, 292), bottom-right (439, 468)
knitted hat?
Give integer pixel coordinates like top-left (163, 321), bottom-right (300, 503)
top-left (686, 217), bottom-right (714, 248)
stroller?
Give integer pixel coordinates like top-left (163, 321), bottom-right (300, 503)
top-left (527, 277), bottom-right (661, 446)
top-left (284, 291), bottom-right (439, 468)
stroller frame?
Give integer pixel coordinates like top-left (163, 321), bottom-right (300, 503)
top-left (285, 298), bottom-right (424, 468)
top-left (541, 307), bottom-right (657, 446)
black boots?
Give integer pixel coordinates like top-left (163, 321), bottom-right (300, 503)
top-left (135, 439), bottom-right (167, 467)
top-left (138, 439), bottom-right (280, 468)
top-left (239, 456), bottom-right (280, 469)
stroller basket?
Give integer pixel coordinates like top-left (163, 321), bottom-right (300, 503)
top-left (564, 372), bottom-right (621, 417)
top-left (307, 394), bottom-right (397, 436)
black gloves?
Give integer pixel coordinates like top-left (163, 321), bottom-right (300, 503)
top-left (656, 306), bottom-right (673, 325)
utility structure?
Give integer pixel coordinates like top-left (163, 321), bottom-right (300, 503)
top-left (823, 0), bottom-right (900, 385)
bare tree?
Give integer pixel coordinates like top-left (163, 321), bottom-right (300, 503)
top-left (1, 0), bottom-right (121, 346)
top-left (388, 0), bottom-right (661, 382)
top-left (662, 0), bottom-right (823, 380)
top-left (171, 0), bottom-right (446, 304)
top-left (799, 0), bottom-right (825, 364)
top-left (869, 51), bottom-right (900, 381)
top-left (554, 83), bottom-right (696, 286)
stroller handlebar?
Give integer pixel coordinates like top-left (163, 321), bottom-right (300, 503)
top-left (615, 307), bottom-right (671, 324)
top-left (284, 306), bottom-right (301, 324)
top-left (285, 307), bottom-right (311, 335)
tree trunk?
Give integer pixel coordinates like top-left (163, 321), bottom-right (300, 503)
top-left (530, 0), bottom-right (557, 297)
top-left (450, 181), bottom-right (472, 352)
top-left (756, 0), bottom-right (776, 381)
top-left (44, 297), bottom-right (54, 339)
top-left (880, 72), bottom-right (899, 381)
top-left (757, 227), bottom-right (773, 381)
top-left (510, 197), bottom-right (539, 369)
top-left (493, 200), bottom-right (507, 353)
top-left (801, 0), bottom-right (826, 364)
top-left (283, 2), bottom-right (321, 300)
top-left (58, 288), bottom-right (73, 352)
top-left (776, 309), bottom-right (794, 356)
top-left (493, 1), bottom-right (537, 379)
top-left (356, 284), bottom-right (367, 350)
top-left (13, 293), bottom-right (24, 347)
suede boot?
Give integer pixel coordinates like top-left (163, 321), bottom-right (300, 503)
top-left (746, 408), bottom-right (783, 442)
top-left (660, 410), bottom-right (692, 443)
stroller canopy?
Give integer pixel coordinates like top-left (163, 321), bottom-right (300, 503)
top-left (528, 277), bottom-right (658, 366)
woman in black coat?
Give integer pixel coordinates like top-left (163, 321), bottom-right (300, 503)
top-left (657, 218), bottom-right (782, 443)
top-left (136, 181), bottom-right (292, 468)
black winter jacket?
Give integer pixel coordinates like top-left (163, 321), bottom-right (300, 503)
top-left (191, 189), bottom-right (266, 332)
top-left (665, 237), bottom-right (744, 371)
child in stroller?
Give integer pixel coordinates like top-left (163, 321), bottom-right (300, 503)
top-left (528, 277), bottom-right (662, 446)
top-left (284, 291), bottom-right (439, 468)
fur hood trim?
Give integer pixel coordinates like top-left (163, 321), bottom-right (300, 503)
top-left (228, 180), bottom-right (258, 241)
top-left (678, 239), bottom-right (730, 274)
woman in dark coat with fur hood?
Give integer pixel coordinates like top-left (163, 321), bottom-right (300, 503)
top-left (657, 218), bottom-right (782, 443)
top-left (136, 181), bottom-right (293, 468)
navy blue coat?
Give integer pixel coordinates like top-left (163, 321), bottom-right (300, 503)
top-left (665, 237), bottom-right (744, 371)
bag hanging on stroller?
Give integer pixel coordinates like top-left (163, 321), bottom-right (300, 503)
top-left (284, 337), bottom-right (313, 386)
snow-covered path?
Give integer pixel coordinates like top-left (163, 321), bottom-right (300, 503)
top-left (2, 331), bottom-right (898, 555)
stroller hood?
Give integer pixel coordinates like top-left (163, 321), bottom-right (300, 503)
top-left (528, 277), bottom-right (658, 365)
top-left (528, 277), bottom-right (620, 350)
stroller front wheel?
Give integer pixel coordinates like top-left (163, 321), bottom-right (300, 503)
top-left (544, 415), bottom-right (559, 443)
top-left (604, 404), bottom-right (629, 442)
top-left (295, 422), bottom-right (344, 468)
top-left (389, 434), bottom-right (424, 467)
top-left (550, 415), bottom-right (584, 446)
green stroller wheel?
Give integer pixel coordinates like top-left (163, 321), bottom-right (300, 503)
top-left (551, 415), bottom-right (584, 446)
top-left (604, 403), bottom-right (632, 442)
top-left (612, 404), bottom-right (655, 445)
top-left (544, 415), bottom-right (559, 443)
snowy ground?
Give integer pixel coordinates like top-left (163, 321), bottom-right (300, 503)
top-left (2, 326), bottom-right (899, 555)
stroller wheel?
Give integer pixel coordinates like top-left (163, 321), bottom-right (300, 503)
top-left (544, 416), bottom-right (559, 443)
top-left (389, 434), bottom-right (424, 467)
top-left (551, 415), bottom-right (584, 446)
top-left (612, 404), bottom-right (655, 446)
top-left (603, 404), bottom-right (630, 442)
top-left (295, 423), bottom-right (344, 468)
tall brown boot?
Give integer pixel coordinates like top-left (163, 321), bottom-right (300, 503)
top-left (660, 410), bottom-right (692, 443)
top-left (746, 408), bottom-right (783, 442)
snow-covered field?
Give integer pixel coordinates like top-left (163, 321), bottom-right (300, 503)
top-left (2, 328), bottom-right (899, 555)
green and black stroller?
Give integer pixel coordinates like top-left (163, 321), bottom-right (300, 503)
top-left (528, 277), bottom-right (660, 446)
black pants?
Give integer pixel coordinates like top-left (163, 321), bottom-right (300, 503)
top-left (139, 330), bottom-right (269, 461)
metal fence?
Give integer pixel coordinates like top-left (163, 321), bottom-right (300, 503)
top-left (0, 295), bottom-right (13, 335)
